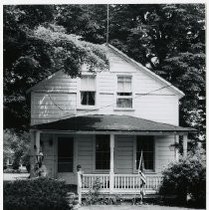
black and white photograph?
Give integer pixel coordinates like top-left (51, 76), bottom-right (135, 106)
top-left (3, 3), bottom-right (206, 210)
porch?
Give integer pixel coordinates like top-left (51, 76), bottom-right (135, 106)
top-left (30, 114), bottom-right (195, 198)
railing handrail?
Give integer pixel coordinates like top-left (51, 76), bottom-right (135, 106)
top-left (82, 173), bottom-right (163, 177)
top-left (82, 174), bottom-right (110, 177)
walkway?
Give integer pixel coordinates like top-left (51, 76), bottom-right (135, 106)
top-left (79, 205), bottom-right (205, 210)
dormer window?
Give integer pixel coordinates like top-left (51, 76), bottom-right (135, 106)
top-left (80, 75), bottom-right (96, 106)
top-left (116, 76), bottom-right (133, 108)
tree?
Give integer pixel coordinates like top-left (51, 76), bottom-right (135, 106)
top-left (108, 4), bottom-right (205, 149)
top-left (3, 129), bottom-right (30, 170)
top-left (4, 5), bottom-right (108, 130)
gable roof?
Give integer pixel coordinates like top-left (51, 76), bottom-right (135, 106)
top-left (107, 44), bottom-right (184, 98)
top-left (26, 44), bottom-right (185, 98)
top-left (31, 114), bottom-right (195, 134)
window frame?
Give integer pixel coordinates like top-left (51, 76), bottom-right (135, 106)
top-left (77, 73), bottom-right (98, 110)
top-left (115, 75), bottom-right (134, 110)
top-left (134, 136), bottom-right (156, 173)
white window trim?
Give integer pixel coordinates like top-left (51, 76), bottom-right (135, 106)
top-left (114, 74), bottom-right (135, 110)
top-left (77, 74), bottom-right (98, 110)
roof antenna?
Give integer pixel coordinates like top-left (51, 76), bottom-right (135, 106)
top-left (106, 4), bottom-right (109, 45)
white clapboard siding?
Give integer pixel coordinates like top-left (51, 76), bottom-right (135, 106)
top-left (32, 71), bottom-right (77, 93)
top-left (155, 135), bottom-right (175, 173)
top-left (31, 92), bottom-right (77, 125)
top-left (115, 135), bottom-right (134, 174)
top-left (31, 48), bottom-right (180, 126)
top-left (76, 135), bottom-right (94, 173)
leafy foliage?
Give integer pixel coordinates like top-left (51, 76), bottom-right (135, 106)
top-left (159, 151), bottom-right (206, 207)
top-left (3, 129), bottom-right (30, 170)
top-left (4, 178), bottom-right (72, 210)
top-left (4, 5), bottom-right (108, 130)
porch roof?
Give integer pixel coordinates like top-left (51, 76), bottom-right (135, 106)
top-left (31, 114), bottom-right (196, 134)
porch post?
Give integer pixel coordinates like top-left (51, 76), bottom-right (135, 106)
top-left (175, 135), bottom-right (179, 161)
top-left (183, 135), bottom-right (188, 158)
top-left (35, 131), bottom-right (41, 155)
top-left (110, 134), bottom-right (115, 193)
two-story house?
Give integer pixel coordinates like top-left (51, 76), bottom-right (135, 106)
top-left (27, 44), bottom-right (195, 195)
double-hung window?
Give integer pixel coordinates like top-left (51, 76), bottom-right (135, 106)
top-left (80, 75), bottom-right (96, 106)
top-left (136, 136), bottom-right (154, 171)
top-left (116, 76), bottom-right (133, 108)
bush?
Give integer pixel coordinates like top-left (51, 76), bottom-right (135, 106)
top-left (159, 153), bottom-right (206, 207)
top-left (4, 178), bottom-right (73, 210)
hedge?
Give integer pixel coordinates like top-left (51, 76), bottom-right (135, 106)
top-left (4, 178), bottom-right (73, 210)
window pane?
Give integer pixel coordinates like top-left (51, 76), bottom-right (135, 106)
top-left (58, 137), bottom-right (74, 172)
top-left (117, 76), bottom-right (132, 92)
top-left (80, 76), bottom-right (96, 91)
top-left (117, 98), bottom-right (132, 108)
top-left (136, 136), bottom-right (154, 170)
top-left (81, 91), bottom-right (95, 105)
top-left (96, 135), bottom-right (110, 170)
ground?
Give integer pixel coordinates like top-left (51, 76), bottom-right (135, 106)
top-left (79, 205), bottom-right (205, 210)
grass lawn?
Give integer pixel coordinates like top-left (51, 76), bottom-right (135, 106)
top-left (80, 205), bottom-right (205, 210)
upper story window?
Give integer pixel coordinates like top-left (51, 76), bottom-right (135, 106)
top-left (116, 76), bottom-right (133, 108)
top-left (80, 75), bottom-right (96, 106)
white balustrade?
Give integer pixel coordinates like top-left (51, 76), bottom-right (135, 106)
top-left (80, 173), bottom-right (163, 194)
top-left (82, 174), bottom-right (110, 189)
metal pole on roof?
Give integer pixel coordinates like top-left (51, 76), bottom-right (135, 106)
top-left (106, 4), bottom-right (110, 45)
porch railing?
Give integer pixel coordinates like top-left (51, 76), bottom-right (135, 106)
top-left (79, 173), bottom-right (162, 192)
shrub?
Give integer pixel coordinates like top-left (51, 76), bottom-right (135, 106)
top-left (85, 178), bottom-right (102, 205)
top-left (4, 178), bottom-right (73, 210)
top-left (159, 152), bottom-right (206, 207)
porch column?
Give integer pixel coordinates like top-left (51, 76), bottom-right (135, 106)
top-left (30, 130), bottom-right (36, 176)
top-left (35, 131), bottom-right (41, 155)
top-left (175, 135), bottom-right (179, 161)
top-left (110, 134), bottom-right (115, 193)
top-left (183, 135), bottom-right (188, 158)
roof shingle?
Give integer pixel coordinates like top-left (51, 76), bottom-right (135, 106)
top-left (31, 114), bottom-right (196, 133)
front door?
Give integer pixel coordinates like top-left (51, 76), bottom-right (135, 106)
top-left (58, 137), bottom-right (74, 173)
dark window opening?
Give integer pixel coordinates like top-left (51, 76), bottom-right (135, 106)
top-left (81, 91), bottom-right (95, 105)
top-left (96, 135), bottom-right (110, 170)
top-left (58, 137), bottom-right (74, 172)
top-left (136, 136), bottom-right (154, 170)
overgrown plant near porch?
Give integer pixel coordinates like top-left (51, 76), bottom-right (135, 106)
top-left (159, 151), bottom-right (206, 208)
top-left (84, 178), bottom-right (102, 205)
